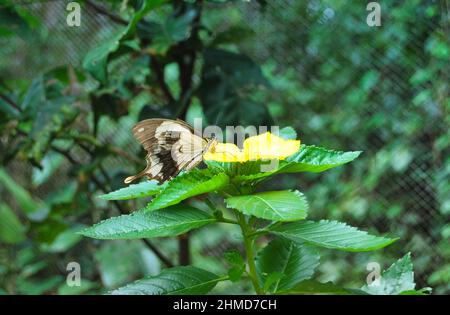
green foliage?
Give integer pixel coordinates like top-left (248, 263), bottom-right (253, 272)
top-left (80, 205), bottom-right (215, 239)
top-left (146, 169), bottom-right (229, 211)
top-left (270, 220), bottom-right (397, 252)
top-left (199, 48), bottom-right (273, 128)
top-left (256, 239), bottom-right (319, 293)
top-left (361, 253), bottom-right (429, 295)
top-left (224, 250), bottom-right (246, 282)
top-left (82, 28), bottom-right (127, 83)
top-left (139, 8), bottom-right (197, 55)
top-left (82, 0), bottom-right (166, 83)
top-left (79, 126), bottom-right (412, 295)
top-left (110, 266), bottom-right (223, 295)
top-left (28, 97), bottom-right (78, 163)
top-left (99, 180), bottom-right (163, 200)
top-left (226, 190), bottom-right (308, 222)
top-left (41, 226), bottom-right (84, 253)
top-left (0, 203), bottom-right (26, 244)
top-left (281, 146), bottom-right (362, 173)
top-left (0, 168), bottom-right (49, 220)
top-left (206, 145), bottom-right (361, 182)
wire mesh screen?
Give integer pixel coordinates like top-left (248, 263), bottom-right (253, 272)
top-left (1, 0), bottom-right (448, 294)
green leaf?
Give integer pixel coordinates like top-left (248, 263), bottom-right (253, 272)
top-left (0, 168), bottom-right (49, 221)
top-left (399, 288), bottom-right (432, 295)
top-left (256, 238), bottom-right (319, 293)
top-left (224, 250), bottom-right (244, 266)
top-left (20, 261), bottom-right (47, 277)
top-left (280, 145), bottom-right (362, 173)
top-left (17, 275), bottom-right (63, 295)
top-left (362, 253), bottom-right (417, 295)
top-left (82, 28), bottom-right (126, 83)
top-left (41, 226), bottom-right (84, 253)
top-left (224, 250), bottom-right (245, 282)
top-left (199, 48), bottom-right (273, 128)
top-left (138, 9), bottom-right (197, 55)
top-left (28, 96), bottom-right (78, 163)
top-left (226, 190), bottom-right (308, 222)
top-left (80, 205), bottom-right (215, 240)
top-left (21, 75), bottom-right (45, 112)
top-left (31, 152), bottom-right (64, 186)
top-left (202, 48), bottom-right (270, 88)
top-left (0, 93), bottom-right (21, 119)
top-left (428, 263), bottom-right (450, 285)
top-left (207, 145), bottom-right (361, 183)
top-left (270, 220), bottom-right (397, 252)
top-left (0, 203), bottom-right (26, 244)
top-left (278, 280), bottom-right (353, 295)
top-left (110, 266), bottom-right (223, 295)
top-left (99, 180), bottom-right (163, 200)
top-left (146, 169), bottom-right (229, 211)
top-left (128, 0), bottom-right (166, 35)
top-left (82, 0), bottom-right (165, 83)
top-left (0, 5), bottom-right (39, 38)
top-left (205, 159), bottom-right (266, 180)
top-left (262, 272), bottom-right (283, 292)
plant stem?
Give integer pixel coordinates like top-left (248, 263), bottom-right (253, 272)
top-left (246, 229), bottom-right (269, 239)
top-left (217, 217), bottom-right (239, 225)
top-left (236, 212), bottom-right (264, 294)
top-left (204, 196), bottom-right (239, 225)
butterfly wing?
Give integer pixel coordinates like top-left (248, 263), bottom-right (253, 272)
top-left (124, 119), bottom-right (209, 184)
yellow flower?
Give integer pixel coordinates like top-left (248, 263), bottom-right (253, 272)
top-left (203, 132), bottom-right (300, 162)
top-left (204, 142), bottom-right (247, 162)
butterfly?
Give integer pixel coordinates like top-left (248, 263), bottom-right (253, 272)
top-left (124, 118), bottom-right (217, 184)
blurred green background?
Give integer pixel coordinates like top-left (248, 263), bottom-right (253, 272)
top-left (0, 0), bottom-right (448, 294)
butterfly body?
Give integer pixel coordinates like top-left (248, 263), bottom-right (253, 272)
top-left (124, 119), bottom-right (217, 184)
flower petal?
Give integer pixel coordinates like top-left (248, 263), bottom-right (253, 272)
top-left (203, 132), bottom-right (300, 162)
top-left (244, 132), bottom-right (300, 160)
top-left (203, 143), bottom-right (246, 162)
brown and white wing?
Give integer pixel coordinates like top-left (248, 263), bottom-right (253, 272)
top-left (129, 118), bottom-right (193, 152)
top-left (124, 119), bottom-right (206, 184)
top-left (170, 131), bottom-right (208, 172)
